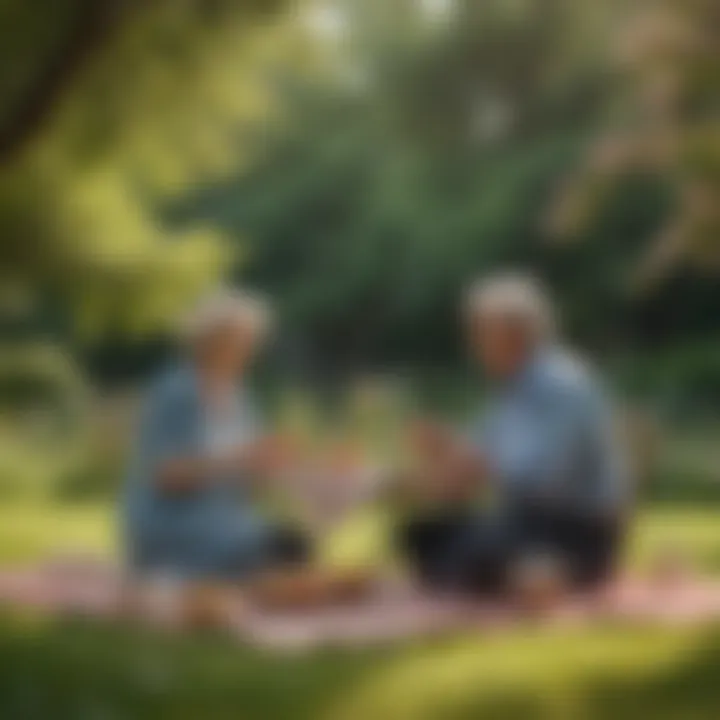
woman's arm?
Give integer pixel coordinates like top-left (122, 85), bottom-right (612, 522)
top-left (155, 436), bottom-right (294, 493)
top-left (142, 380), bottom-right (295, 494)
top-left (137, 383), bottom-right (227, 495)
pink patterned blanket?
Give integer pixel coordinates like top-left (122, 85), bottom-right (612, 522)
top-left (2, 561), bottom-right (720, 651)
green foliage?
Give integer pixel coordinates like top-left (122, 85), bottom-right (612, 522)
top-left (171, 1), bottom-right (617, 368)
top-left (550, 0), bottom-right (720, 282)
top-left (0, 0), bottom-right (292, 338)
top-left (0, 344), bottom-right (89, 496)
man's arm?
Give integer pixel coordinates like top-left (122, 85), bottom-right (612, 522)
top-left (407, 420), bottom-right (488, 503)
top-left (482, 384), bottom-right (609, 505)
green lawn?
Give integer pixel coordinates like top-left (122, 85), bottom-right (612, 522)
top-left (2, 502), bottom-right (720, 719)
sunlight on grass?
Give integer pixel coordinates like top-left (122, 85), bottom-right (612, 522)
top-left (2, 503), bottom-right (720, 576)
top-left (630, 509), bottom-right (720, 573)
top-left (0, 502), bottom-right (114, 564)
top-left (323, 507), bottom-right (394, 569)
top-left (330, 627), bottom-right (706, 720)
top-left (2, 502), bottom-right (720, 718)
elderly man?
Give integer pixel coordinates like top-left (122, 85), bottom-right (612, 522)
top-left (399, 274), bottom-right (627, 594)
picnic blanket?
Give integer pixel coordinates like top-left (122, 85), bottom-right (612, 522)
top-left (2, 560), bottom-right (720, 651)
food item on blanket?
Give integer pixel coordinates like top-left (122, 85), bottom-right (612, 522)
top-left (330, 567), bottom-right (376, 603)
top-left (182, 584), bottom-right (238, 629)
top-left (249, 570), bottom-right (330, 610)
top-left (249, 568), bottom-right (376, 611)
top-left (509, 552), bottom-right (567, 615)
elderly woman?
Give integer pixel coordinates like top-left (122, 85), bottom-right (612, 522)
top-left (399, 274), bottom-right (628, 594)
top-left (123, 291), bottom-right (310, 581)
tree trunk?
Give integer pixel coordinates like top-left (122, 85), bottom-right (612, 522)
top-left (0, 0), bottom-right (140, 164)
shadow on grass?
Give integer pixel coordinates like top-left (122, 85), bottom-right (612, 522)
top-left (331, 625), bottom-right (720, 720)
top-left (582, 631), bottom-right (720, 720)
top-left (0, 613), bottom-right (390, 720)
top-left (3, 614), bottom-right (720, 720)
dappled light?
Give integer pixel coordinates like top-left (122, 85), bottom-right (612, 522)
top-left (1, 0), bottom-right (720, 717)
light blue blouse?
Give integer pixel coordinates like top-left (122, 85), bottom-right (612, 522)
top-left (122, 364), bottom-right (271, 579)
top-left (473, 347), bottom-right (627, 514)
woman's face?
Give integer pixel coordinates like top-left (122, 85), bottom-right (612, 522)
top-left (197, 325), bottom-right (256, 381)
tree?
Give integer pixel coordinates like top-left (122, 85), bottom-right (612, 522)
top-left (0, 0), bottom-right (297, 491)
top-left (0, 0), bottom-right (289, 337)
top-left (170, 0), bottom-right (623, 370)
top-left (548, 0), bottom-right (720, 286)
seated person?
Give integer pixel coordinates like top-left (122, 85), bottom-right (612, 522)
top-left (398, 273), bottom-right (628, 595)
top-left (123, 290), bottom-right (310, 582)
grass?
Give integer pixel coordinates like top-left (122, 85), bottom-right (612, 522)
top-left (0, 501), bottom-right (113, 565)
top-left (3, 501), bottom-right (720, 573)
top-left (2, 500), bottom-right (720, 719)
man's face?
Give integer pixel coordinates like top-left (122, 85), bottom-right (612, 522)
top-left (199, 325), bottom-right (255, 380)
top-left (469, 314), bottom-right (530, 380)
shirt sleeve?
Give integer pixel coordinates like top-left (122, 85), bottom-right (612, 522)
top-left (240, 392), bottom-right (265, 443)
top-left (123, 382), bottom-right (199, 541)
top-left (483, 389), bottom-right (589, 495)
top-left (137, 385), bottom-right (198, 475)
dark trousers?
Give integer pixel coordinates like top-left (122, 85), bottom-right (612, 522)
top-left (512, 504), bottom-right (622, 588)
top-left (398, 504), bottom-right (622, 595)
top-left (266, 525), bottom-right (313, 569)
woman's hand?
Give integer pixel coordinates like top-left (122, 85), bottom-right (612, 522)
top-left (157, 459), bottom-right (204, 494)
top-left (239, 434), bottom-right (299, 477)
top-left (156, 434), bottom-right (301, 494)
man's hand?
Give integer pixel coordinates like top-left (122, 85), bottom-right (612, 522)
top-left (443, 446), bottom-right (489, 501)
top-left (408, 419), bottom-right (457, 464)
top-left (406, 419), bottom-right (488, 503)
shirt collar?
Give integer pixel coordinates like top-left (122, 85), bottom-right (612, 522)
top-left (499, 344), bottom-right (556, 394)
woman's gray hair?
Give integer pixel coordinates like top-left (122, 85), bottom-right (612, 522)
top-left (179, 289), bottom-right (272, 347)
top-left (465, 273), bottom-right (557, 341)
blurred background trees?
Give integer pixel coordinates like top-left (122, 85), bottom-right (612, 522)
top-left (168, 0), bottom-right (668, 375)
top-left (1, 0), bottom-right (719, 493)
top-left (0, 0), bottom-right (289, 339)
top-left (0, 0), bottom-right (293, 491)
top-left (3, 0), bottom-right (717, 386)
top-left (551, 0), bottom-right (720, 285)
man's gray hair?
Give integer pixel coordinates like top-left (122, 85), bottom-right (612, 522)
top-left (466, 273), bottom-right (557, 340)
top-left (179, 288), bottom-right (272, 347)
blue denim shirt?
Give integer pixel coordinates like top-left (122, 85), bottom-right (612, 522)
top-left (474, 347), bottom-right (627, 514)
top-left (122, 364), bottom-right (270, 578)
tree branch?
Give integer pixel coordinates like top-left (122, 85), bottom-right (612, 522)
top-left (0, 0), bottom-right (141, 164)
